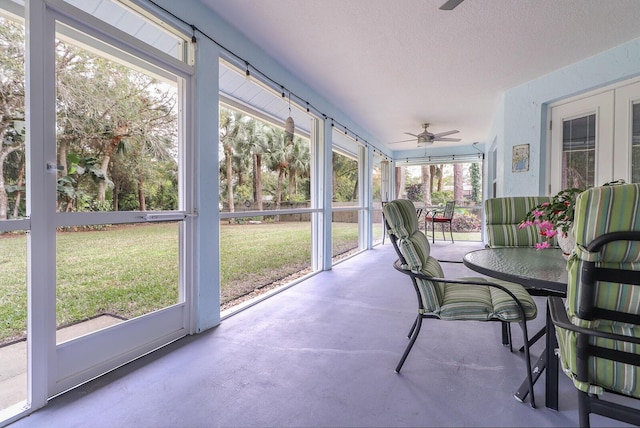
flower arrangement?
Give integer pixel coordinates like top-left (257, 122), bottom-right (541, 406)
top-left (518, 188), bottom-right (583, 249)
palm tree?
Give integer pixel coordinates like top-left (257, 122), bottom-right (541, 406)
top-left (236, 118), bottom-right (269, 210)
top-left (263, 127), bottom-right (290, 216)
top-left (286, 137), bottom-right (310, 202)
top-left (219, 108), bottom-right (246, 213)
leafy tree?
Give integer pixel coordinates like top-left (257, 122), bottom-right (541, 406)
top-left (0, 18), bottom-right (26, 219)
top-left (55, 39), bottom-right (177, 211)
top-left (469, 162), bottom-right (481, 204)
top-left (219, 108), bottom-right (246, 212)
top-left (263, 127), bottom-right (290, 212)
top-left (332, 151), bottom-right (358, 202)
top-left (286, 137), bottom-right (310, 202)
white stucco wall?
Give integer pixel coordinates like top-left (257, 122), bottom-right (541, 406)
top-left (490, 37), bottom-right (640, 197)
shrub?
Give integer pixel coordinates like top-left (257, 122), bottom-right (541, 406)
top-left (452, 212), bottom-right (481, 232)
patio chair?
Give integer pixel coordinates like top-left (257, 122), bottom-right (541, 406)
top-left (548, 183), bottom-right (640, 427)
top-left (383, 199), bottom-right (538, 407)
top-left (484, 196), bottom-right (557, 248)
top-left (424, 200), bottom-right (455, 243)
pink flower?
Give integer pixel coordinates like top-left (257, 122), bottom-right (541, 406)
top-left (538, 220), bottom-right (554, 231)
top-left (535, 242), bottom-right (551, 250)
top-left (544, 229), bottom-right (558, 239)
top-left (518, 221), bottom-right (533, 229)
top-left (532, 209), bottom-right (545, 218)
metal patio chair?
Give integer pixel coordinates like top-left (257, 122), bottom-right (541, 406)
top-left (424, 200), bottom-right (455, 243)
top-left (549, 183), bottom-right (640, 427)
top-left (383, 199), bottom-right (538, 407)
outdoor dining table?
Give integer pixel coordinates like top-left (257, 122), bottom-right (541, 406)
top-left (463, 247), bottom-right (568, 410)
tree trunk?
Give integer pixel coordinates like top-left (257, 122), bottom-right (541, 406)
top-left (421, 165), bottom-right (431, 206)
top-left (97, 126), bottom-right (127, 202)
top-left (453, 163), bottom-right (464, 205)
top-left (0, 145), bottom-right (23, 220)
top-left (288, 171), bottom-right (295, 201)
top-left (255, 154), bottom-right (263, 210)
top-left (0, 153), bottom-right (9, 220)
top-left (430, 165), bottom-right (436, 194)
top-left (225, 147), bottom-right (235, 213)
top-left (395, 166), bottom-right (405, 199)
top-left (138, 169), bottom-right (146, 211)
top-left (112, 180), bottom-right (119, 211)
top-left (275, 167), bottom-right (284, 222)
top-left (12, 162), bottom-right (24, 218)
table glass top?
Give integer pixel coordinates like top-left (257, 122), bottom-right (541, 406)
top-left (463, 247), bottom-right (568, 293)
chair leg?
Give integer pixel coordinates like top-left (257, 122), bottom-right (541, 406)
top-left (448, 222), bottom-right (454, 243)
top-left (441, 222), bottom-right (446, 241)
top-left (501, 321), bottom-right (512, 351)
top-left (577, 391), bottom-right (591, 428)
top-left (432, 220), bottom-right (435, 244)
top-left (396, 315), bottom-right (423, 373)
top-left (407, 315), bottom-right (419, 338)
top-left (517, 320), bottom-right (536, 408)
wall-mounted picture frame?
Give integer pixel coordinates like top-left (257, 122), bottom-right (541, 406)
top-left (512, 144), bottom-right (529, 172)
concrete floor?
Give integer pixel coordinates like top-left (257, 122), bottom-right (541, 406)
top-left (9, 241), bottom-right (636, 427)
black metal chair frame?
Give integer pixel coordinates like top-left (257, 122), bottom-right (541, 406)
top-left (548, 231), bottom-right (640, 427)
top-left (425, 201), bottom-right (455, 243)
top-left (385, 215), bottom-right (536, 407)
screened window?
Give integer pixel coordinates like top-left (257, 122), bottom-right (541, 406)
top-left (55, 23), bottom-right (180, 213)
top-left (562, 114), bottom-right (596, 189)
top-left (218, 60), bottom-right (317, 311)
top-left (0, 2), bottom-right (27, 412)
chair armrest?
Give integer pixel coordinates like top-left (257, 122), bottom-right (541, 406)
top-left (548, 296), bottom-right (640, 345)
top-left (392, 258), bottom-right (529, 319)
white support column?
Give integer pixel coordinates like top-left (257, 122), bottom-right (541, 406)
top-left (193, 42), bottom-right (222, 332)
top-left (26, 0), bottom-right (56, 411)
top-left (321, 119), bottom-right (333, 270)
top-left (361, 145), bottom-right (372, 249)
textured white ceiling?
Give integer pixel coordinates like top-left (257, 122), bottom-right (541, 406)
top-left (200, 0), bottom-right (640, 152)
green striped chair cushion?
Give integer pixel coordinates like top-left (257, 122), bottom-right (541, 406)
top-left (568, 183), bottom-right (640, 318)
top-left (572, 183), bottom-right (640, 264)
top-left (558, 183), bottom-right (640, 397)
top-left (415, 256), bottom-right (446, 313)
top-left (384, 200), bottom-right (444, 312)
top-left (555, 322), bottom-right (640, 396)
top-left (484, 196), bottom-right (557, 247)
top-left (440, 278), bottom-right (537, 321)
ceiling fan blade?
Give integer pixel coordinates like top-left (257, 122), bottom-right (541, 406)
top-left (433, 130), bottom-right (459, 138)
top-left (403, 132), bottom-right (419, 137)
top-left (435, 137), bottom-right (462, 142)
top-left (439, 0), bottom-right (464, 10)
top-left (388, 138), bottom-right (416, 144)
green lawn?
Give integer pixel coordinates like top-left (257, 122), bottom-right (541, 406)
top-left (0, 221), bottom-right (480, 344)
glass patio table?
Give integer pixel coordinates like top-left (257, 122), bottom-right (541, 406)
top-left (463, 247), bottom-right (568, 410)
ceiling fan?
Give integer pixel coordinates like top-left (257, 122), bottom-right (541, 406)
top-left (439, 0), bottom-right (465, 11)
top-left (390, 123), bottom-right (461, 146)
